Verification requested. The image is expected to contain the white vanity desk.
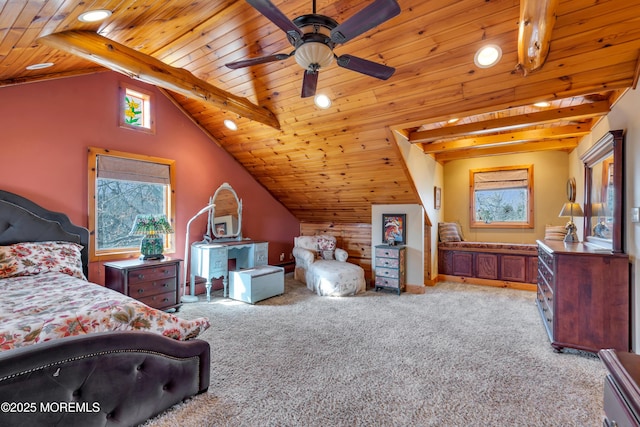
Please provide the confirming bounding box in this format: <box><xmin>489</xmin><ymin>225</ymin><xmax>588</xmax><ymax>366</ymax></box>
<box><xmin>190</xmin><ymin>240</ymin><xmax>268</xmax><ymax>301</ymax></box>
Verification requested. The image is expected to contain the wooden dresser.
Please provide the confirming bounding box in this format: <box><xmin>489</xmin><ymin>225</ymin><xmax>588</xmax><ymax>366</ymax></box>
<box><xmin>536</xmin><ymin>240</ymin><xmax>629</xmax><ymax>353</ymax></box>
<box><xmin>104</xmin><ymin>258</ymin><xmax>181</xmax><ymax>311</ymax></box>
<box><xmin>599</xmin><ymin>349</ymin><xmax>640</xmax><ymax>426</ymax></box>
<box><xmin>374</xmin><ymin>244</ymin><xmax>406</xmax><ymax>295</ymax></box>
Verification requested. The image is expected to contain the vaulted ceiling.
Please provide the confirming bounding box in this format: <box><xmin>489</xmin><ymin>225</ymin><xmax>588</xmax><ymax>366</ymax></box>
<box><xmin>1</xmin><ymin>0</ymin><xmax>639</xmax><ymax>223</ymax></box>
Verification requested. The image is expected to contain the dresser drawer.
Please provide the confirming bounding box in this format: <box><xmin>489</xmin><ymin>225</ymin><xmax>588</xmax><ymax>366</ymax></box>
<box><xmin>138</xmin><ymin>290</ymin><xmax>177</xmax><ymax>309</ymax></box>
<box><xmin>537</xmin><ymin>287</ymin><xmax>553</xmax><ymax>328</ymax></box>
<box><xmin>537</xmin><ymin>246</ymin><xmax>554</xmax><ymax>270</ymax></box>
<box><xmin>130</xmin><ymin>278</ymin><xmax>177</xmax><ymax>298</ymax></box>
<box><xmin>376</xmin><ymin>276</ymin><xmax>400</xmax><ymax>288</ymax></box>
<box><xmin>603</xmin><ymin>374</ymin><xmax>640</xmax><ymax>427</ymax></box>
<box><xmin>376</xmin><ymin>267</ymin><xmax>399</xmax><ymax>279</ymax></box>
<box><xmin>376</xmin><ymin>257</ymin><xmax>399</xmax><ymax>268</ymax></box>
<box><xmin>128</xmin><ymin>264</ymin><xmax>177</xmax><ymax>284</ymax></box>
<box><xmin>375</xmin><ymin>247</ymin><xmax>402</xmax><ymax>258</ymax></box>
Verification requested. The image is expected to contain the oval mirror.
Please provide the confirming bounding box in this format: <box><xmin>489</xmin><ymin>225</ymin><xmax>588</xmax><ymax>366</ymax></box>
<box><xmin>209</xmin><ymin>182</ymin><xmax>242</xmax><ymax>240</ymax></box>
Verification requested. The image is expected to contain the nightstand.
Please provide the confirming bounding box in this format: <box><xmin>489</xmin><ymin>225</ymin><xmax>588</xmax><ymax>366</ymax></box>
<box><xmin>104</xmin><ymin>258</ymin><xmax>182</xmax><ymax>311</ymax></box>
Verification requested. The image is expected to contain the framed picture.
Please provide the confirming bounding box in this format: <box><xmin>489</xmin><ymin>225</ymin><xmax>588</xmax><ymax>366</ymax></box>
<box><xmin>215</xmin><ymin>222</ymin><xmax>227</xmax><ymax>235</ymax></box>
<box><xmin>434</xmin><ymin>186</ymin><xmax>441</xmax><ymax>210</ymax></box>
<box><xmin>382</xmin><ymin>213</ymin><xmax>406</xmax><ymax>245</ymax></box>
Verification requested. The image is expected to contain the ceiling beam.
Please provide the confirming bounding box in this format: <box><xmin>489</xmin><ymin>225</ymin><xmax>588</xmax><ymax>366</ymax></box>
<box><xmin>38</xmin><ymin>31</ymin><xmax>281</xmax><ymax>130</ymax></box>
<box><xmin>434</xmin><ymin>139</ymin><xmax>580</xmax><ymax>162</ymax></box>
<box><xmin>421</xmin><ymin>125</ymin><xmax>590</xmax><ymax>154</ymax></box>
<box><xmin>516</xmin><ymin>0</ymin><xmax>559</xmax><ymax>75</ymax></box>
<box><xmin>408</xmin><ymin>100</ymin><xmax>609</xmax><ymax>143</ymax></box>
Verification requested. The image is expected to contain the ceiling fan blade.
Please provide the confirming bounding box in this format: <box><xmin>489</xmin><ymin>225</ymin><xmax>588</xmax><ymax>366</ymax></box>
<box><xmin>336</xmin><ymin>54</ymin><xmax>395</xmax><ymax>80</ymax></box>
<box><xmin>246</xmin><ymin>0</ymin><xmax>303</xmax><ymax>43</ymax></box>
<box><xmin>301</xmin><ymin>70</ymin><xmax>319</xmax><ymax>98</ymax></box>
<box><xmin>225</xmin><ymin>53</ymin><xmax>290</xmax><ymax>69</ymax></box>
<box><xmin>330</xmin><ymin>0</ymin><xmax>401</xmax><ymax>44</ymax></box>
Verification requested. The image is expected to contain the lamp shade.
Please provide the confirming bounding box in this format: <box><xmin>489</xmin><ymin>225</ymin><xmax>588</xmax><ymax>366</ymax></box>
<box><xmin>591</xmin><ymin>202</ymin><xmax>611</xmax><ymax>217</ymax></box>
<box><xmin>130</xmin><ymin>214</ymin><xmax>174</xmax><ymax>260</ymax></box>
<box><xmin>294</xmin><ymin>42</ymin><xmax>334</xmax><ymax>71</ymax></box>
<box><xmin>130</xmin><ymin>214</ymin><xmax>174</xmax><ymax>235</ymax></box>
<box><xmin>558</xmin><ymin>202</ymin><xmax>584</xmax><ymax>218</ymax></box>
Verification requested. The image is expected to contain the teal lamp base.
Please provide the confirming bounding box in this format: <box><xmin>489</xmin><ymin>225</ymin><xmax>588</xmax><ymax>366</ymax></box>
<box><xmin>140</xmin><ymin>235</ymin><xmax>164</xmax><ymax>260</ymax></box>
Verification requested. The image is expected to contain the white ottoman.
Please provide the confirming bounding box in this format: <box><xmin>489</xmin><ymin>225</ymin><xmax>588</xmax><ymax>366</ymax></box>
<box><xmin>306</xmin><ymin>260</ymin><xmax>366</xmax><ymax>296</ymax></box>
<box><xmin>229</xmin><ymin>265</ymin><xmax>284</xmax><ymax>304</ymax></box>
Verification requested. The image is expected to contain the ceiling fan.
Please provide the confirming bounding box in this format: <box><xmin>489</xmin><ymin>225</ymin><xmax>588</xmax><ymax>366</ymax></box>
<box><xmin>226</xmin><ymin>0</ymin><xmax>401</xmax><ymax>98</ymax></box>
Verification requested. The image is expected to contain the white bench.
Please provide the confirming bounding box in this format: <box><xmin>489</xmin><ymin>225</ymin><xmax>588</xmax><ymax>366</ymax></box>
<box><xmin>229</xmin><ymin>265</ymin><xmax>284</xmax><ymax>304</ymax></box>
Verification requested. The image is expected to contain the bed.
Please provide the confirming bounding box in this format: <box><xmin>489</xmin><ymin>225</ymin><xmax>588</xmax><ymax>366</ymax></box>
<box><xmin>0</xmin><ymin>190</ymin><xmax>211</xmax><ymax>426</ymax></box>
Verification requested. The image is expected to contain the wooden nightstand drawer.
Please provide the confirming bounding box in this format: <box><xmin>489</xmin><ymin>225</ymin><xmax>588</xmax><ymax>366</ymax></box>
<box><xmin>128</xmin><ymin>264</ymin><xmax>177</xmax><ymax>284</ymax></box>
<box><xmin>130</xmin><ymin>278</ymin><xmax>177</xmax><ymax>298</ymax></box>
<box><xmin>138</xmin><ymin>290</ymin><xmax>177</xmax><ymax>308</ymax></box>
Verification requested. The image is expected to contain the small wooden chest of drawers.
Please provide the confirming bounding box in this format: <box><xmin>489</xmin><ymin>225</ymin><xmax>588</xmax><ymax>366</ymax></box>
<box><xmin>104</xmin><ymin>258</ymin><xmax>182</xmax><ymax>311</ymax></box>
<box><xmin>374</xmin><ymin>244</ymin><xmax>406</xmax><ymax>295</ymax></box>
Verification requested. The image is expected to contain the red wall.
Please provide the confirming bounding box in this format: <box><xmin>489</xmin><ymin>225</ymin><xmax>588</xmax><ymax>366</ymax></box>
<box><xmin>0</xmin><ymin>71</ymin><xmax>299</xmax><ymax>284</ymax></box>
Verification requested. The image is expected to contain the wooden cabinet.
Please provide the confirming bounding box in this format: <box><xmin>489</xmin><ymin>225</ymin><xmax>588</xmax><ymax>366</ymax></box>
<box><xmin>599</xmin><ymin>349</ymin><xmax>640</xmax><ymax>426</ymax></box>
<box><xmin>536</xmin><ymin>240</ymin><xmax>629</xmax><ymax>353</ymax></box>
<box><xmin>438</xmin><ymin>243</ymin><xmax>538</xmax><ymax>286</ymax></box>
<box><xmin>104</xmin><ymin>258</ymin><xmax>181</xmax><ymax>311</ymax></box>
<box><xmin>374</xmin><ymin>245</ymin><xmax>406</xmax><ymax>295</ymax></box>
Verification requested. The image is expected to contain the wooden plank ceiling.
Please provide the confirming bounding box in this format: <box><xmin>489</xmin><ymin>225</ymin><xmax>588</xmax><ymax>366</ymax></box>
<box><xmin>1</xmin><ymin>0</ymin><xmax>639</xmax><ymax>224</ymax></box>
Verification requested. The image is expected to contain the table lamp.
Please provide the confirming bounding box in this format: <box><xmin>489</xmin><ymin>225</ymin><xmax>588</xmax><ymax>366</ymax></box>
<box><xmin>592</xmin><ymin>202</ymin><xmax>610</xmax><ymax>238</ymax></box>
<box><xmin>130</xmin><ymin>214</ymin><xmax>174</xmax><ymax>260</ymax></box>
<box><xmin>558</xmin><ymin>202</ymin><xmax>583</xmax><ymax>243</ymax></box>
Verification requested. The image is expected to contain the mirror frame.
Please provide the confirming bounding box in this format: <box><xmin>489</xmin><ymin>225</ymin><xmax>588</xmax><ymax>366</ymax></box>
<box><xmin>209</xmin><ymin>182</ymin><xmax>242</xmax><ymax>240</ymax></box>
<box><xmin>580</xmin><ymin>129</ymin><xmax>624</xmax><ymax>253</ymax></box>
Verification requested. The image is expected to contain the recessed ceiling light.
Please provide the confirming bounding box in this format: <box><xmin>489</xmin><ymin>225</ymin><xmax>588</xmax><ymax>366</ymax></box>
<box><xmin>534</xmin><ymin>101</ymin><xmax>551</xmax><ymax>108</ymax></box>
<box><xmin>224</xmin><ymin>119</ymin><xmax>238</xmax><ymax>131</ymax></box>
<box><xmin>26</xmin><ymin>62</ymin><xmax>54</xmax><ymax>70</ymax></box>
<box><xmin>78</xmin><ymin>9</ymin><xmax>112</xmax><ymax>23</ymax></box>
<box><xmin>314</xmin><ymin>94</ymin><xmax>332</xmax><ymax>109</ymax></box>
<box><xmin>447</xmin><ymin>118</ymin><xmax>459</xmax><ymax>124</ymax></box>
<box><xmin>474</xmin><ymin>44</ymin><xmax>502</xmax><ymax>68</ymax></box>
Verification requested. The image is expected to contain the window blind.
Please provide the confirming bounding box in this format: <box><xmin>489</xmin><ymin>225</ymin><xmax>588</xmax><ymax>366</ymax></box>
<box><xmin>97</xmin><ymin>155</ymin><xmax>170</xmax><ymax>184</ymax></box>
<box><xmin>474</xmin><ymin>169</ymin><xmax>528</xmax><ymax>191</ymax></box>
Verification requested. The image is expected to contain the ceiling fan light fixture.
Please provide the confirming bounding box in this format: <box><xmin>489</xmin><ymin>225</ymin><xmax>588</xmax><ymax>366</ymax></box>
<box><xmin>78</xmin><ymin>9</ymin><xmax>112</xmax><ymax>23</ymax></box>
<box><xmin>474</xmin><ymin>44</ymin><xmax>502</xmax><ymax>68</ymax></box>
<box><xmin>314</xmin><ymin>94</ymin><xmax>332</xmax><ymax>109</ymax></box>
<box><xmin>294</xmin><ymin>42</ymin><xmax>334</xmax><ymax>71</ymax></box>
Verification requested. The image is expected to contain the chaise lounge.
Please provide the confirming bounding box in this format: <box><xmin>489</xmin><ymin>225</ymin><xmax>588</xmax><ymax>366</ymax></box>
<box><xmin>292</xmin><ymin>235</ymin><xmax>365</xmax><ymax>296</ymax></box>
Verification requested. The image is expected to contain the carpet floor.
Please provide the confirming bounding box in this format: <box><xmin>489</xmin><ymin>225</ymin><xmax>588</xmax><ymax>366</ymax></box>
<box><xmin>142</xmin><ymin>275</ymin><xmax>606</xmax><ymax>427</ymax></box>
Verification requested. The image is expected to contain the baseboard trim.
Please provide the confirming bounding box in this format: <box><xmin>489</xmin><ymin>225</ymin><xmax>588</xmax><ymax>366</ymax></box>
<box><xmin>437</xmin><ymin>274</ymin><xmax>536</xmax><ymax>292</ymax></box>
<box><xmin>405</xmin><ymin>284</ymin><xmax>426</xmax><ymax>294</ymax></box>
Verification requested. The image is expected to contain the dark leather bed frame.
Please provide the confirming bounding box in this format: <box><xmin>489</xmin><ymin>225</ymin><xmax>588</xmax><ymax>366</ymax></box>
<box><xmin>0</xmin><ymin>190</ymin><xmax>210</xmax><ymax>427</ymax></box>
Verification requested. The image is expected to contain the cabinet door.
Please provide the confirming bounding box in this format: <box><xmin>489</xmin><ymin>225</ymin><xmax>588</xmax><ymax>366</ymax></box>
<box><xmin>452</xmin><ymin>252</ymin><xmax>473</xmax><ymax>276</ymax></box>
<box><xmin>501</xmin><ymin>255</ymin><xmax>526</xmax><ymax>282</ymax></box>
<box><xmin>476</xmin><ymin>253</ymin><xmax>498</xmax><ymax>279</ymax></box>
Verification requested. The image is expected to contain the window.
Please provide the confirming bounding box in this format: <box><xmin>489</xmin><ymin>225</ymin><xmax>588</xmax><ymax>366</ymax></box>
<box><xmin>88</xmin><ymin>147</ymin><xmax>175</xmax><ymax>261</ymax></box>
<box><xmin>469</xmin><ymin>165</ymin><xmax>533</xmax><ymax>228</ymax></box>
<box><xmin>119</xmin><ymin>83</ymin><xmax>155</xmax><ymax>133</ymax></box>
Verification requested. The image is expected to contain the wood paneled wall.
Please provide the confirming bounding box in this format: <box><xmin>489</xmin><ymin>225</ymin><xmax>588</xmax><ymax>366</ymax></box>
<box><xmin>300</xmin><ymin>222</ymin><xmax>373</xmax><ymax>282</ymax></box>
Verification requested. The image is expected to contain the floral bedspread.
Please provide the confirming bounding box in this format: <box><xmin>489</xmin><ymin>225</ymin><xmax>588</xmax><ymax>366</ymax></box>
<box><xmin>0</xmin><ymin>272</ymin><xmax>210</xmax><ymax>351</ymax></box>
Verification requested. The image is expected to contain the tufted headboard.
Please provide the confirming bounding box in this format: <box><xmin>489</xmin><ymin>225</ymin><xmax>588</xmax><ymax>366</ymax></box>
<box><xmin>0</xmin><ymin>190</ymin><xmax>90</xmax><ymax>278</ymax></box>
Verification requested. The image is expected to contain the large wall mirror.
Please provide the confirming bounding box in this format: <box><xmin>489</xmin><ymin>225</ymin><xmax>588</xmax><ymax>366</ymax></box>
<box><xmin>208</xmin><ymin>182</ymin><xmax>242</xmax><ymax>240</ymax></box>
<box><xmin>580</xmin><ymin>129</ymin><xmax>624</xmax><ymax>252</ymax></box>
